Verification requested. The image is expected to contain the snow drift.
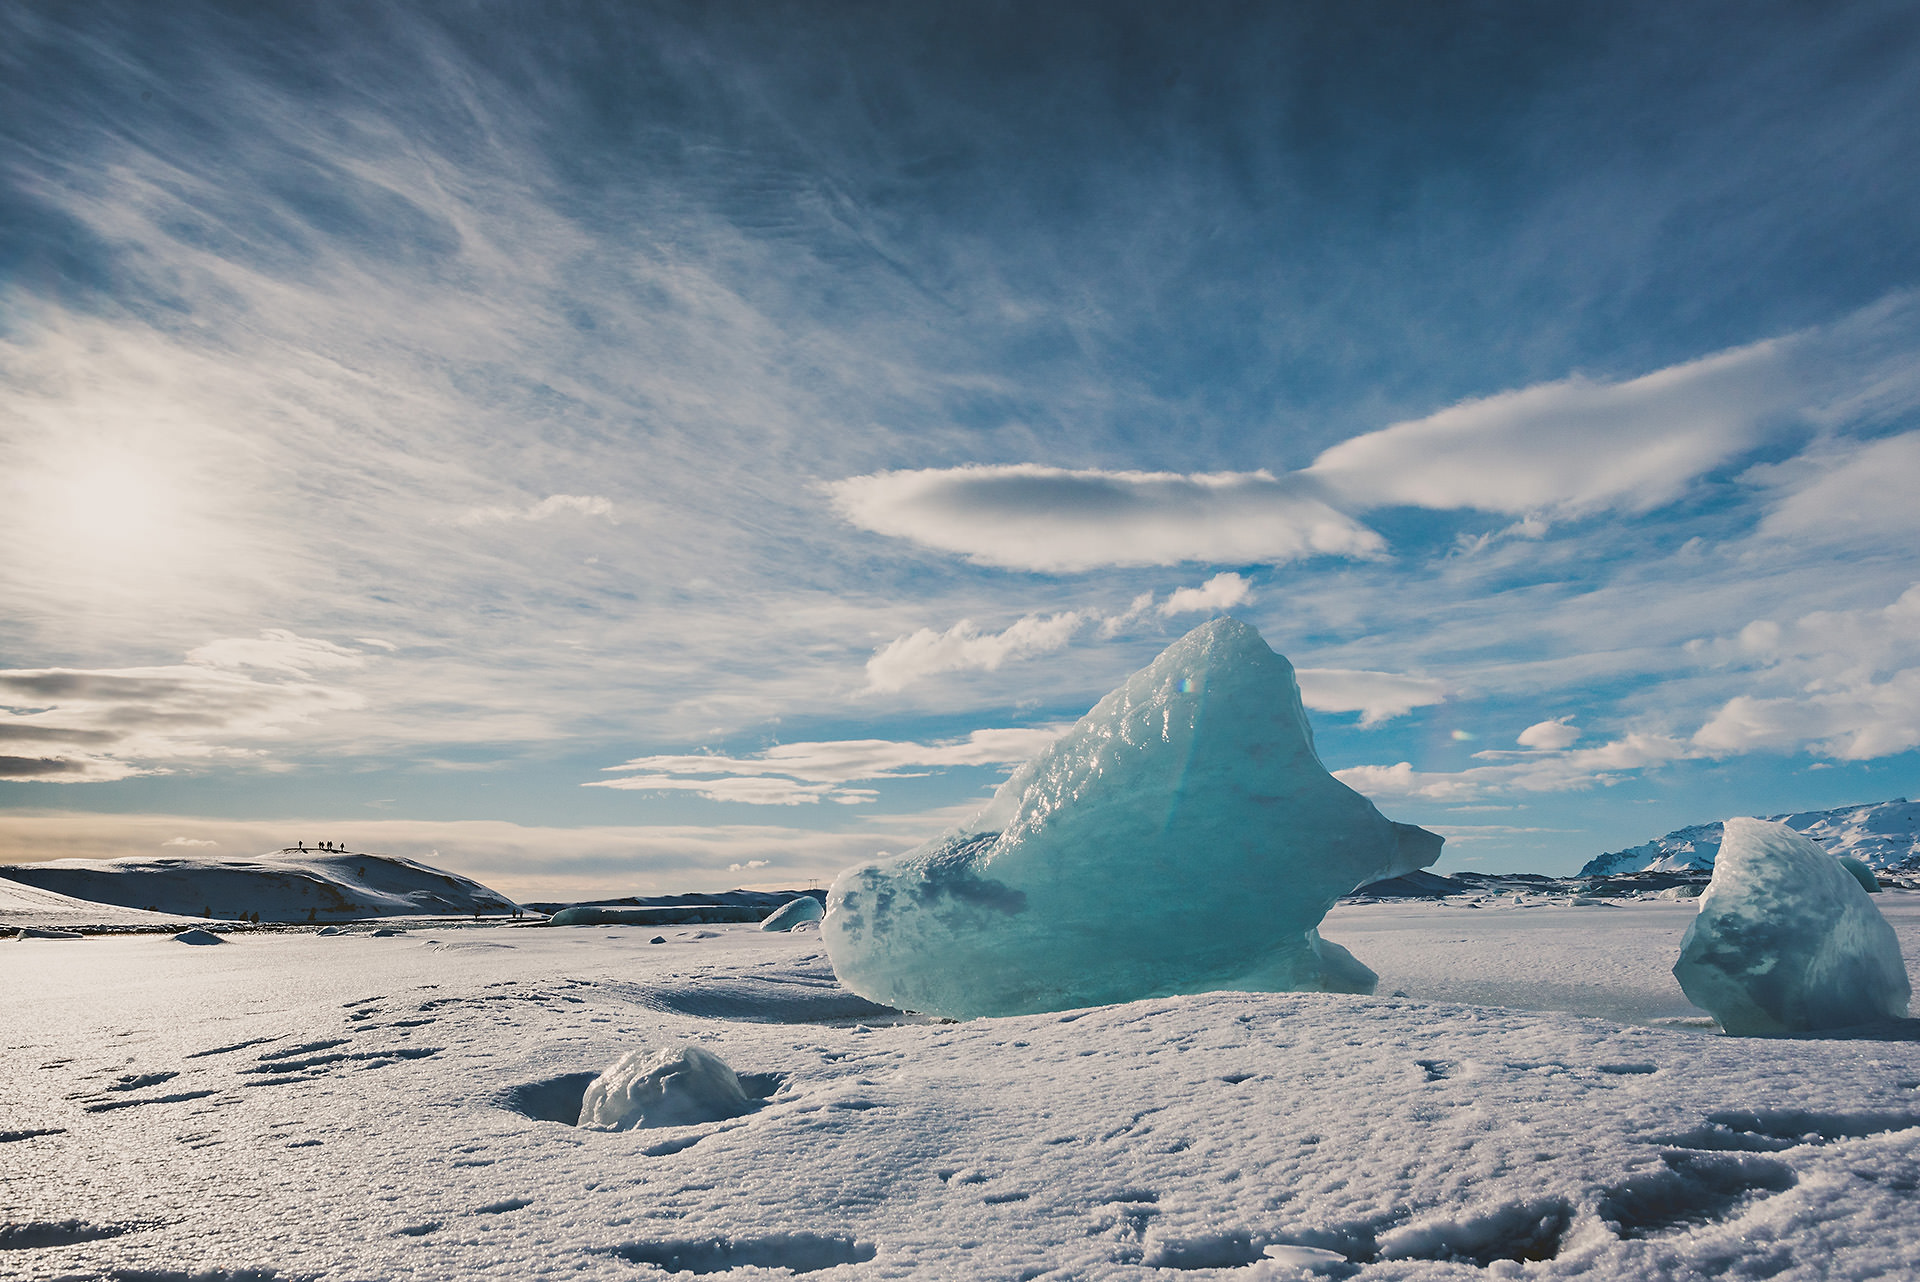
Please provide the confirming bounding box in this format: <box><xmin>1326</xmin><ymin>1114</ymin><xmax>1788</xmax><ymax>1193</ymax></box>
<box><xmin>824</xmin><ymin>618</ymin><xmax>1441</xmax><ymax>1018</ymax></box>
<box><xmin>1673</xmin><ymin>818</ymin><xmax>1911</xmax><ymax>1035</ymax></box>
<box><xmin>0</xmin><ymin>849</ymin><xmax>522</xmax><ymax>924</ymax></box>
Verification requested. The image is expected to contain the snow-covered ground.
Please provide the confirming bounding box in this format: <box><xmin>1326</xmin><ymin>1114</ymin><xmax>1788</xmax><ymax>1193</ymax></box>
<box><xmin>7</xmin><ymin>899</ymin><xmax>1920</xmax><ymax>1280</ymax></box>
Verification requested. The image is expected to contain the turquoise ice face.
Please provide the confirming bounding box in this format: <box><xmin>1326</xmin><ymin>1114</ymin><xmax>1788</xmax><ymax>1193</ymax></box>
<box><xmin>824</xmin><ymin>618</ymin><xmax>1441</xmax><ymax>1019</ymax></box>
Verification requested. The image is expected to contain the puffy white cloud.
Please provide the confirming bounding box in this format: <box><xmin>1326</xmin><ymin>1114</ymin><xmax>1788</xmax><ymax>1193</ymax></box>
<box><xmin>870</xmin><ymin>575</ymin><xmax>1258</xmax><ymax>691</ymax></box>
<box><xmin>0</xmin><ymin>632</ymin><xmax>369</xmax><ymax>782</ymax></box>
<box><xmin>1689</xmin><ymin>584</ymin><xmax>1920</xmax><ymax>760</ymax></box>
<box><xmin>587</xmin><ymin>726</ymin><xmax>1067</xmax><ymax>806</ymax></box>
<box><xmin>1294</xmin><ymin>667</ymin><xmax>1448</xmax><ymax>727</ymax></box>
<box><xmin>828</xmin><ymin>465</ymin><xmax>1384</xmax><ymax>571</ymax></box>
<box><xmin>1306</xmin><ymin>339</ymin><xmax>1793</xmax><ymax>516</ymax></box>
<box><xmin>1516</xmin><ymin>717</ymin><xmax>1580</xmax><ymax>750</ymax></box>
<box><xmin>864</xmin><ymin>612</ymin><xmax>1087</xmax><ymax>692</ymax></box>
<box><xmin>1159</xmin><ymin>571</ymin><xmax>1252</xmax><ymax>616</ymax></box>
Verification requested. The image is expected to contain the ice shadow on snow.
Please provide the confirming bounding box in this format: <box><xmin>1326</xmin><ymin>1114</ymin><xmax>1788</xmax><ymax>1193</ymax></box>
<box><xmin>1163</xmin><ymin>1197</ymin><xmax>1573</xmax><ymax>1272</ymax></box>
<box><xmin>1655</xmin><ymin>1109</ymin><xmax>1920</xmax><ymax>1153</ymax></box>
<box><xmin>0</xmin><ymin>1219</ymin><xmax>143</xmax><ymax>1249</ymax></box>
<box><xmin>500</xmin><ymin>1070</ymin><xmax>784</xmax><ymax>1127</ymax></box>
<box><xmin>1598</xmin><ymin>1151</ymin><xmax>1796</xmax><ymax>1238</ymax></box>
<box><xmin>604</xmin><ymin>1233</ymin><xmax>875</xmax><ymax>1273</ymax></box>
<box><xmin>636</xmin><ymin>975</ymin><xmax>900</xmax><ymax>1025</ymax></box>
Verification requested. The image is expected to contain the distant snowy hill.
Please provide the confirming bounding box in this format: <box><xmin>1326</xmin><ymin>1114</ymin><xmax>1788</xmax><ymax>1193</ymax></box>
<box><xmin>0</xmin><ymin>876</ymin><xmax>199</xmax><ymax>933</ymax></box>
<box><xmin>0</xmin><ymin>849</ymin><xmax>523</xmax><ymax>924</ymax></box>
<box><xmin>1581</xmin><ymin>799</ymin><xmax>1920</xmax><ymax>876</ymax></box>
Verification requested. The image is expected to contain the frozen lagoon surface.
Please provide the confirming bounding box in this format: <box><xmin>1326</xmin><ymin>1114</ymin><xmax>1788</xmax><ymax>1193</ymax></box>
<box><xmin>7</xmin><ymin>900</ymin><xmax>1920</xmax><ymax>1281</ymax></box>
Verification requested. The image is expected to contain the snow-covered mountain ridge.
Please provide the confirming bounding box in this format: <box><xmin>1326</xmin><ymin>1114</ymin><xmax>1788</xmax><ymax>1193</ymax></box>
<box><xmin>1580</xmin><ymin>798</ymin><xmax>1920</xmax><ymax>876</ymax></box>
<box><xmin>0</xmin><ymin>848</ymin><xmax>522</xmax><ymax>924</ymax></box>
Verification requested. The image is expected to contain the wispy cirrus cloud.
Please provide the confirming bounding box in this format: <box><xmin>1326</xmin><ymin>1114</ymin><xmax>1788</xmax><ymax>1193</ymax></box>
<box><xmin>456</xmin><ymin>494</ymin><xmax>618</xmax><ymax>526</ymax></box>
<box><xmin>586</xmin><ymin>727</ymin><xmax>1067</xmax><ymax>805</ymax></box>
<box><xmin>0</xmin><ymin>631</ymin><xmax>369</xmax><ymax>782</ymax></box>
<box><xmin>1336</xmin><ymin>731</ymin><xmax>1695</xmax><ymax>802</ymax></box>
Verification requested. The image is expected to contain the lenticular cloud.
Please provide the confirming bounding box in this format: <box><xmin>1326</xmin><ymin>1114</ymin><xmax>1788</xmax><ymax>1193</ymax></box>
<box><xmin>827</xmin><ymin>465</ymin><xmax>1384</xmax><ymax>571</ymax></box>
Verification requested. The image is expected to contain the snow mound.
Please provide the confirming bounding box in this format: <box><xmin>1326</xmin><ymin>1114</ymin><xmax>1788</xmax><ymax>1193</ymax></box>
<box><xmin>1673</xmin><ymin>818</ymin><xmax>1911</xmax><ymax>1035</ymax></box>
<box><xmin>173</xmin><ymin>928</ymin><xmax>225</xmax><ymax>945</ymax></box>
<box><xmin>0</xmin><ymin>849</ymin><xmax>522</xmax><ymax>924</ymax></box>
<box><xmin>758</xmin><ymin>895</ymin><xmax>824</xmax><ymax>932</ymax></box>
<box><xmin>577</xmin><ymin>1046</ymin><xmax>756</xmax><ymax>1131</ymax></box>
<box><xmin>824</xmin><ymin>618</ymin><xmax>1441</xmax><ymax>1019</ymax></box>
<box><xmin>1583</xmin><ymin>797</ymin><xmax>1920</xmax><ymax>875</ymax></box>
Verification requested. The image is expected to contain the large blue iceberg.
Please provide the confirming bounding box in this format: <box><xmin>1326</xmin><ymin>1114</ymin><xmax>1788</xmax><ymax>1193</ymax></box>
<box><xmin>1673</xmin><ymin>817</ymin><xmax>1911</xmax><ymax>1035</ymax></box>
<box><xmin>823</xmin><ymin>618</ymin><xmax>1442</xmax><ymax>1018</ymax></box>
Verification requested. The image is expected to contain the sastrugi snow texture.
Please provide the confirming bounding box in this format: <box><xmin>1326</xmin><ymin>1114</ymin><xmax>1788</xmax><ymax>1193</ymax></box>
<box><xmin>824</xmin><ymin>618</ymin><xmax>1442</xmax><ymax>1019</ymax></box>
<box><xmin>1673</xmin><ymin>818</ymin><xmax>1911</xmax><ymax>1035</ymax></box>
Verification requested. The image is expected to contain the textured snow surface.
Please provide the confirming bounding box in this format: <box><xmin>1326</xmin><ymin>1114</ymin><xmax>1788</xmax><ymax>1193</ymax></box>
<box><xmin>0</xmin><ymin>849</ymin><xmax>522</xmax><ymax>923</ymax></box>
<box><xmin>1583</xmin><ymin>799</ymin><xmax>1920</xmax><ymax>875</ymax></box>
<box><xmin>826</xmin><ymin>619</ymin><xmax>1440</xmax><ymax>1018</ymax></box>
<box><xmin>6</xmin><ymin>904</ymin><xmax>1920</xmax><ymax>1280</ymax></box>
<box><xmin>1674</xmin><ymin>819</ymin><xmax>1912</xmax><ymax>1036</ymax></box>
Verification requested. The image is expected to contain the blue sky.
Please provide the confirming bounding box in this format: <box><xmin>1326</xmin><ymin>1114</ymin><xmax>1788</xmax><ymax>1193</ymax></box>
<box><xmin>4</xmin><ymin>1</ymin><xmax>1919</xmax><ymax>899</ymax></box>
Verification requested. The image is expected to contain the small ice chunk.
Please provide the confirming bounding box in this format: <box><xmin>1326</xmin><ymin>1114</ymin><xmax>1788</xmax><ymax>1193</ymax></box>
<box><xmin>14</xmin><ymin>926</ymin><xmax>85</xmax><ymax>940</ymax></box>
<box><xmin>173</xmin><ymin>928</ymin><xmax>225</xmax><ymax>945</ymax></box>
<box><xmin>577</xmin><ymin>1046</ymin><xmax>754</xmax><ymax>1131</ymax></box>
<box><xmin>1263</xmin><ymin>1243</ymin><xmax>1351</xmax><ymax>1272</ymax></box>
<box><xmin>824</xmin><ymin>618</ymin><xmax>1441</xmax><ymax>1019</ymax></box>
<box><xmin>759</xmin><ymin>896</ymin><xmax>824</xmax><ymax>932</ymax></box>
<box><xmin>1673</xmin><ymin>818</ymin><xmax>1911</xmax><ymax>1035</ymax></box>
<box><xmin>1837</xmin><ymin>855</ymin><xmax>1880</xmax><ymax>894</ymax></box>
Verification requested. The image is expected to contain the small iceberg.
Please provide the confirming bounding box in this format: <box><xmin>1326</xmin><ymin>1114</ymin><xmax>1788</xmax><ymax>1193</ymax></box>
<box><xmin>824</xmin><ymin>618</ymin><xmax>1440</xmax><ymax>1019</ymax></box>
<box><xmin>1673</xmin><ymin>818</ymin><xmax>1910</xmax><ymax>1035</ymax></box>
<box><xmin>759</xmin><ymin>896</ymin><xmax>824</xmax><ymax>932</ymax></box>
